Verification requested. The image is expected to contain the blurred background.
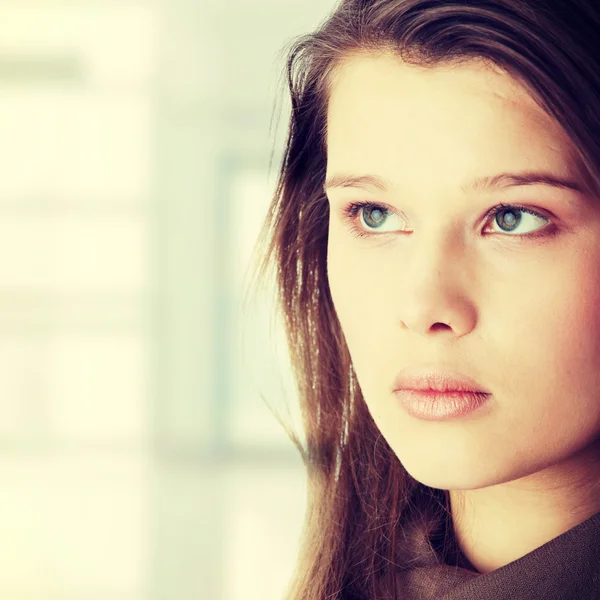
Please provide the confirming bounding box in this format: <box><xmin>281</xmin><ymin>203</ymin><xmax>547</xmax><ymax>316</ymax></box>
<box><xmin>0</xmin><ymin>1</ymin><xmax>336</xmax><ymax>598</ymax></box>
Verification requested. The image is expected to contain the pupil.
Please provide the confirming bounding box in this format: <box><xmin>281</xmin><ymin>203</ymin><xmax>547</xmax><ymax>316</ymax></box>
<box><xmin>498</xmin><ymin>208</ymin><xmax>520</xmax><ymax>231</ymax></box>
<box><xmin>365</xmin><ymin>207</ymin><xmax>384</xmax><ymax>227</ymax></box>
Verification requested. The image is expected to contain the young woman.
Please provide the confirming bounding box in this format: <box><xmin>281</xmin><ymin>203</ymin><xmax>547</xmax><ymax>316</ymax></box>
<box><xmin>248</xmin><ymin>1</ymin><xmax>600</xmax><ymax>598</ymax></box>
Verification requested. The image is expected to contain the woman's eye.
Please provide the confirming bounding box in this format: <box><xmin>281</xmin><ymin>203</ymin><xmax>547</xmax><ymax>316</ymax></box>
<box><xmin>341</xmin><ymin>202</ymin><xmax>405</xmax><ymax>238</ymax></box>
<box><xmin>341</xmin><ymin>201</ymin><xmax>552</xmax><ymax>240</ymax></box>
<box><xmin>358</xmin><ymin>204</ymin><xmax>403</xmax><ymax>232</ymax></box>
<box><xmin>483</xmin><ymin>204</ymin><xmax>550</xmax><ymax>236</ymax></box>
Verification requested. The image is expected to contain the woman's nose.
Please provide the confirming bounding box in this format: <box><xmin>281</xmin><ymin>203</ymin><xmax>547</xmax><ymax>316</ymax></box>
<box><xmin>395</xmin><ymin>245</ymin><xmax>478</xmax><ymax>338</ymax></box>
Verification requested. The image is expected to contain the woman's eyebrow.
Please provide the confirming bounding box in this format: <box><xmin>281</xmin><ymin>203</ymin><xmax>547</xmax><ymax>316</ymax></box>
<box><xmin>323</xmin><ymin>170</ymin><xmax>584</xmax><ymax>194</ymax></box>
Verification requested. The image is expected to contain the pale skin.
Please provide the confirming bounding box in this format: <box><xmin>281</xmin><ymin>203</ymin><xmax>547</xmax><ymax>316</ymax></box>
<box><xmin>324</xmin><ymin>50</ymin><xmax>600</xmax><ymax>575</ymax></box>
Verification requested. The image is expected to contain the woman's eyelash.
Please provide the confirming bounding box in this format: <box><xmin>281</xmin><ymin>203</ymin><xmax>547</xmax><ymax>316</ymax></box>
<box><xmin>341</xmin><ymin>200</ymin><xmax>552</xmax><ymax>241</ymax></box>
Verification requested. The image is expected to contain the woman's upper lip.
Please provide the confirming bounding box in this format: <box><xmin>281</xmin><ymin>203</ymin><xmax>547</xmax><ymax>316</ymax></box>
<box><xmin>392</xmin><ymin>367</ymin><xmax>490</xmax><ymax>394</ymax></box>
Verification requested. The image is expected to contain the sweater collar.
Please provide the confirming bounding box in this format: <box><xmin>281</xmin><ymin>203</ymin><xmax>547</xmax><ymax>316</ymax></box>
<box><xmin>391</xmin><ymin>509</ymin><xmax>600</xmax><ymax>599</ymax></box>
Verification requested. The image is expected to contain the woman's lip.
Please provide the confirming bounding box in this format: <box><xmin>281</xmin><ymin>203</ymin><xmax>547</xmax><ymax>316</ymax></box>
<box><xmin>401</xmin><ymin>388</ymin><xmax>485</xmax><ymax>394</ymax></box>
<box><xmin>393</xmin><ymin>389</ymin><xmax>491</xmax><ymax>421</ymax></box>
<box><xmin>399</xmin><ymin>387</ymin><xmax>491</xmax><ymax>394</ymax></box>
<box><xmin>392</xmin><ymin>367</ymin><xmax>490</xmax><ymax>394</ymax></box>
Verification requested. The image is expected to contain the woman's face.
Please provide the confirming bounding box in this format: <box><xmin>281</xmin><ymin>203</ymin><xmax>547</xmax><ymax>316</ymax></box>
<box><xmin>325</xmin><ymin>52</ymin><xmax>600</xmax><ymax>491</ymax></box>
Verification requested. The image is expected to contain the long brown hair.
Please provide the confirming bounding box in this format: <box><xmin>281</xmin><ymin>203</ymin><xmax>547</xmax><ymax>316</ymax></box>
<box><xmin>245</xmin><ymin>1</ymin><xmax>600</xmax><ymax>598</ymax></box>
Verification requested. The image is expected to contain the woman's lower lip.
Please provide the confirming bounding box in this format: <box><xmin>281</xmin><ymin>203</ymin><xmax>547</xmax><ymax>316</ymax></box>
<box><xmin>393</xmin><ymin>389</ymin><xmax>491</xmax><ymax>421</ymax></box>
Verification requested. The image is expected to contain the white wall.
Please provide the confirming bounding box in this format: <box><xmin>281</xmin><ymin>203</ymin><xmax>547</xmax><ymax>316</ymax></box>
<box><xmin>0</xmin><ymin>1</ymin><xmax>338</xmax><ymax>599</ymax></box>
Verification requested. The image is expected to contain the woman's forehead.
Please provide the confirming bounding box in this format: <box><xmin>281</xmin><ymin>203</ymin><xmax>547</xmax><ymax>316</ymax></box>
<box><xmin>324</xmin><ymin>53</ymin><xmax>578</xmax><ymax>196</ymax></box>
<box><xmin>326</xmin><ymin>53</ymin><xmax>554</xmax><ymax>142</ymax></box>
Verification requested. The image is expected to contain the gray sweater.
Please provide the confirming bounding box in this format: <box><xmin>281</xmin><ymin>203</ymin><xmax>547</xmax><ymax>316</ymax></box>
<box><xmin>390</xmin><ymin>510</ymin><xmax>600</xmax><ymax>599</ymax></box>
